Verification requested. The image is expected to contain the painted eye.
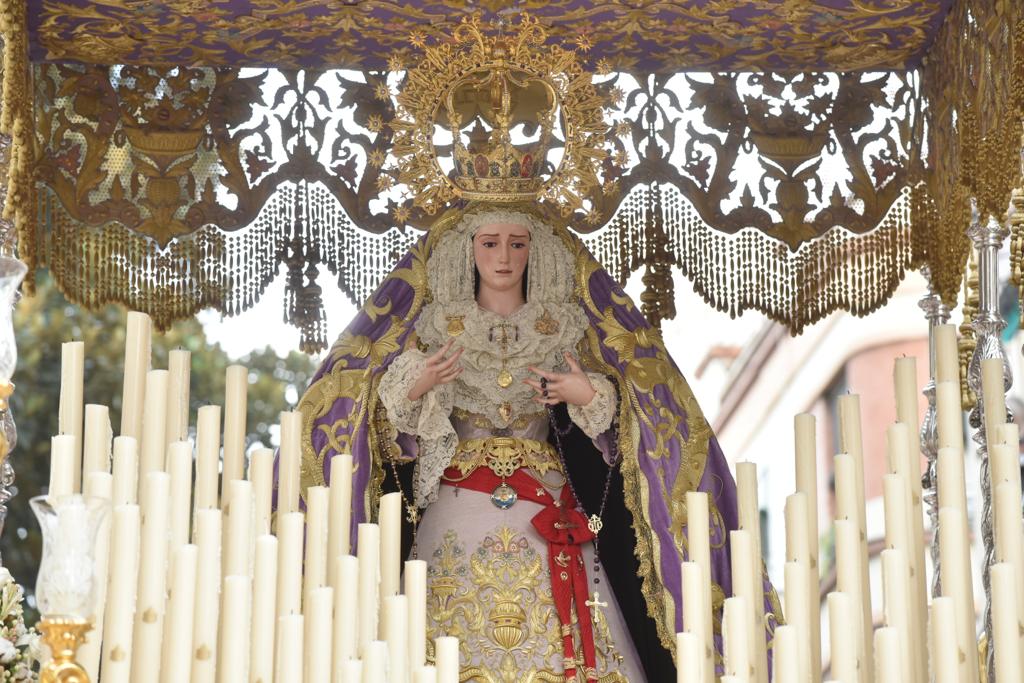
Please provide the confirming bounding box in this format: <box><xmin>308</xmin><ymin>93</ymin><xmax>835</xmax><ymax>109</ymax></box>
<box><xmin>482</xmin><ymin>241</ymin><xmax>497</xmax><ymax>248</ymax></box>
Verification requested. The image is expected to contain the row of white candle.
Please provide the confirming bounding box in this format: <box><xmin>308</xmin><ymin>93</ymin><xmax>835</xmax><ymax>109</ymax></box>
<box><xmin>674</xmin><ymin>323</ymin><xmax>1024</xmax><ymax>682</ymax></box>
<box><xmin>50</xmin><ymin>312</ymin><xmax>462</xmax><ymax>682</ymax></box>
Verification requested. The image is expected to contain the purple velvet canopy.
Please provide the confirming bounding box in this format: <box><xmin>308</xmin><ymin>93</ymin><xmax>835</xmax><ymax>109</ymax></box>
<box><xmin>291</xmin><ymin>205</ymin><xmax>781</xmax><ymax>661</ymax></box>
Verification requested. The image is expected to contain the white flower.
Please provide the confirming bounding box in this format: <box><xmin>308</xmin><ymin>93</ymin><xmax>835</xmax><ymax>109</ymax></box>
<box><xmin>0</xmin><ymin>635</ymin><xmax>17</xmax><ymax>663</ymax></box>
<box><xmin>0</xmin><ymin>568</ymin><xmax>12</xmax><ymax>585</ymax></box>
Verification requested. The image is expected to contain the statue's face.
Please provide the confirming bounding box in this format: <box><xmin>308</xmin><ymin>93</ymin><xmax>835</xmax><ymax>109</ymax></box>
<box><xmin>472</xmin><ymin>222</ymin><xmax>531</xmax><ymax>295</ymax></box>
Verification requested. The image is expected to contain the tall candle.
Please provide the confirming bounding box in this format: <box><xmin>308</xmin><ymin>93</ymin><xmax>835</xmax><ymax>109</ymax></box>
<box><xmin>166</xmin><ymin>440</ymin><xmax>193</xmax><ymax>555</ymax></box>
<box><xmin>112</xmin><ymin>436</ymin><xmax>139</xmax><ymax>506</ymax></box>
<box><xmin>165</xmin><ymin>349</ymin><xmax>191</xmax><ymax>446</ymax></box>
<box><xmin>250</xmin><ymin>535</ymin><xmax>278</xmax><ymax>683</ymax></box>
<box><xmin>101</xmin><ymin>504</ymin><xmax>140</xmax><ymax>683</ymax></box>
<box><xmin>793</xmin><ymin>413</ymin><xmax>821</xmax><ymax>683</ymax></box>
<box><xmin>224</xmin><ymin>479</ymin><xmax>254</xmax><ymax>579</ymax></box>
<box><xmin>783</xmin><ymin>562</ymin><xmax>811</xmax><ymax>683</ymax></box>
<box><xmin>723</xmin><ymin>596</ymin><xmax>750</xmax><ymax>682</ymax></box>
<box><xmin>383</xmin><ymin>594</ymin><xmax>408</xmax><ymax>683</ymax></box>
<box><xmin>994</xmin><ymin>480</ymin><xmax>1024</xmax><ymax>674</ymax></box>
<box><xmin>784</xmin><ymin>492</ymin><xmax>811</xmax><ymax>564</ymax></box>
<box><xmin>333</xmin><ymin>555</ymin><xmax>359</xmax><ymax>679</ymax></box>
<box><xmin>48</xmin><ymin>434</ymin><xmax>76</xmax><ymax>497</ymax></box>
<box><xmin>831</xmin><ymin>446</ymin><xmax>872</xmax><ymax>680</ymax></box>
<box><xmin>139</xmin><ymin>369</ymin><xmax>169</xmax><ymax>485</ymax></box>
<box><xmin>195</xmin><ymin>405</ymin><xmax>221</xmax><ymax>510</ymax></box>
<box><xmin>379</xmin><ymin>491</ymin><xmax>402</xmax><ymax>600</ymax></box>
<box><xmin>78</xmin><ymin>472</ymin><xmax>112</xmax><ymax>680</ymax></box>
<box><xmin>131</xmin><ymin>472</ymin><xmax>171</xmax><ymax>682</ymax></box>
<box><xmin>996</xmin><ymin>422</ymin><xmax>1020</xmax><ymax>448</ymax></box>
<box><xmin>218</xmin><ymin>575</ymin><xmax>252</xmax><ymax>683</ymax></box>
<box><xmin>981</xmin><ymin>357</ymin><xmax>1008</xmax><ymax>442</ymax></box>
<box><xmin>121</xmin><ymin>311</ymin><xmax>151</xmax><ymax>441</ymax></box>
<box><xmin>681</xmin><ymin>561</ymin><xmax>709</xmax><ymax>683</ymax></box>
<box><xmin>991</xmin><ymin>442</ymin><xmax>1024</xmax><ymax>495</ymax></box>
<box><xmin>931</xmin><ymin>597</ymin><xmax>961</xmax><ymax>683</ymax></box>
<box><xmin>990</xmin><ymin>563</ymin><xmax>1023</xmax><ymax>683</ymax></box>
<box><xmin>405</xmin><ymin>559</ymin><xmax>428</xmax><ymax>673</ymax></box>
<box><xmin>160</xmin><ymin>544</ymin><xmax>198</xmax><ymax>683</ymax></box>
<box><xmin>277</xmin><ymin>511</ymin><xmax>304</xmax><ymax>617</ymax></box>
<box><xmin>938</xmin><ymin>506</ymin><xmax>980</xmax><ymax>683</ymax></box>
<box><xmin>934</xmin><ymin>324</ymin><xmax>958</xmax><ymax>383</ymax></box>
<box><xmin>730</xmin><ymin>529</ymin><xmax>761</xmax><ymax>681</ymax></box>
<box><xmin>771</xmin><ymin>625</ymin><xmax>797</xmax><ymax>683</ymax></box>
<box><xmin>275</xmin><ymin>615</ymin><xmax>304</xmax><ymax>683</ymax></box>
<box><xmin>248</xmin><ymin>447</ymin><xmax>274</xmax><ymax>535</ymax></box>
<box><xmin>936</xmin><ymin>447</ymin><xmax>969</xmax><ymax>515</ymax></box>
<box><xmin>82</xmin><ymin>404</ymin><xmax>112</xmax><ymax>477</ymax></box>
<box><xmin>305</xmin><ymin>586</ymin><xmax>334</xmax><ymax>683</ymax></box>
<box><xmin>893</xmin><ymin>357</ymin><xmax>919</xmax><ymax>428</ymax></box>
<box><xmin>828</xmin><ymin>592</ymin><xmax>858</xmax><ymax>683</ymax></box>
<box><xmin>833</xmin><ymin>518</ymin><xmax>865</xmax><ymax>677</ymax></box>
<box><xmin>363</xmin><ymin>640</ymin><xmax>389</xmax><ymax>683</ymax></box>
<box><xmin>304</xmin><ymin>485</ymin><xmax>329</xmax><ymax>599</ymax></box>
<box><xmin>414</xmin><ymin>666</ymin><xmax>437</xmax><ymax>683</ymax></box>
<box><xmin>343</xmin><ymin>660</ymin><xmax>363</xmax><ymax>682</ymax></box>
<box><xmin>936</xmin><ymin>381</ymin><xmax>964</xmax><ymax>450</ymax></box>
<box><xmin>222</xmin><ymin>364</ymin><xmax>248</xmax><ymax>486</ymax></box>
<box><xmin>328</xmin><ymin>453</ymin><xmax>354</xmax><ymax>563</ymax></box>
<box><xmin>58</xmin><ymin>340</ymin><xmax>84</xmax><ymax>491</ymax></box>
<box><xmin>873</xmin><ymin>627</ymin><xmax>902</xmax><ymax>683</ymax></box>
<box><xmin>880</xmin><ymin>549</ymin><xmax>912</xmax><ymax>683</ymax></box>
<box><xmin>435</xmin><ymin>636</ymin><xmax>459</xmax><ymax>683</ymax></box>
<box><xmin>277</xmin><ymin>410</ymin><xmax>302</xmax><ymax>514</ymax></box>
<box><xmin>191</xmin><ymin>508</ymin><xmax>222</xmax><ymax>683</ymax></box>
<box><xmin>685</xmin><ymin>489</ymin><xmax>714</xmax><ymax>675</ymax></box>
<box><xmin>357</xmin><ymin>523</ymin><xmax>381</xmax><ymax>655</ymax></box>
<box><xmin>677</xmin><ymin>631</ymin><xmax>702</xmax><ymax>683</ymax></box>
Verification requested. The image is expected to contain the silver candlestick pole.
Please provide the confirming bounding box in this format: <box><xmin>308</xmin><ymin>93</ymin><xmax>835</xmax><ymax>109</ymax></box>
<box><xmin>965</xmin><ymin>205</ymin><xmax>1011</xmax><ymax>683</ymax></box>
<box><xmin>918</xmin><ymin>264</ymin><xmax>951</xmax><ymax>598</ymax></box>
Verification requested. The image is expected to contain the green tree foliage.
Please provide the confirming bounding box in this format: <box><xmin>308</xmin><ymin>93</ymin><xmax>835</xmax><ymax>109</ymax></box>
<box><xmin>0</xmin><ymin>272</ymin><xmax>317</xmax><ymax>611</ymax></box>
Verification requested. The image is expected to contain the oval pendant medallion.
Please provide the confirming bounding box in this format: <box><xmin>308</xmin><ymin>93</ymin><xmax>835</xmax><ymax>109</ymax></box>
<box><xmin>491</xmin><ymin>483</ymin><xmax>517</xmax><ymax>509</ymax></box>
<box><xmin>497</xmin><ymin>369</ymin><xmax>513</xmax><ymax>388</ymax></box>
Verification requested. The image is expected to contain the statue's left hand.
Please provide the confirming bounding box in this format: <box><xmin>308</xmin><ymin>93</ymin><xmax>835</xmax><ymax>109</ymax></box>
<box><xmin>525</xmin><ymin>353</ymin><xmax>596</xmax><ymax>407</ymax></box>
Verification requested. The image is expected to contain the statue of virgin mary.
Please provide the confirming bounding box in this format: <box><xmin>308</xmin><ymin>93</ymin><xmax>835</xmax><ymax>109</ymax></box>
<box><xmin>292</xmin><ymin>15</ymin><xmax>780</xmax><ymax>682</ymax></box>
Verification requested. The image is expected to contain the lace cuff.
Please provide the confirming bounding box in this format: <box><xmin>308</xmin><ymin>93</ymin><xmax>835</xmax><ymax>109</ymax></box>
<box><xmin>567</xmin><ymin>373</ymin><xmax>617</xmax><ymax>440</ymax></box>
<box><xmin>378</xmin><ymin>350</ymin><xmax>458</xmax><ymax>506</ymax></box>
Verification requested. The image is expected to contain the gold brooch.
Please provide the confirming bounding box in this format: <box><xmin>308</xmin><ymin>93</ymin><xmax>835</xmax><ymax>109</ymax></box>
<box><xmin>446</xmin><ymin>315</ymin><xmax>465</xmax><ymax>337</ymax></box>
<box><xmin>534</xmin><ymin>308</ymin><xmax>560</xmax><ymax>335</ymax></box>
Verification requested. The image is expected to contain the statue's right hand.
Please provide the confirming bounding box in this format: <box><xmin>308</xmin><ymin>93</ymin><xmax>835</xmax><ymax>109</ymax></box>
<box><xmin>407</xmin><ymin>338</ymin><xmax>463</xmax><ymax>401</ymax></box>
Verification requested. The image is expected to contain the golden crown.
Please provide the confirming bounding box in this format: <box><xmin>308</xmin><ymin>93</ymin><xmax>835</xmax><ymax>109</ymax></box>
<box><xmin>388</xmin><ymin>14</ymin><xmax>612</xmax><ymax>216</ymax></box>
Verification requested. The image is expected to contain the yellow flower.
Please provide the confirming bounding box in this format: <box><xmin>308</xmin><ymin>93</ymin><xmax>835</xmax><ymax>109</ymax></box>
<box><xmin>393</xmin><ymin>204</ymin><xmax>411</xmax><ymax>224</ymax></box>
<box><xmin>374</xmin><ymin>82</ymin><xmax>391</xmax><ymax>101</ymax></box>
<box><xmin>595</xmin><ymin>58</ymin><xmax>612</xmax><ymax>75</ymax></box>
<box><xmin>366</xmin><ymin>114</ymin><xmax>384</xmax><ymax>133</ymax></box>
<box><xmin>368</xmin><ymin>149</ymin><xmax>386</xmax><ymax>167</ymax></box>
<box><xmin>376</xmin><ymin>174</ymin><xmax>394</xmax><ymax>191</ymax></box>
<box><xmin>387</xmin><ymin>55</ymin><xmax>404</xmax><ymax>72</ymax></box>
<box><xmin>574</xmin><ymin>34</ymin><xmax>593</xmax><ymax>52</ymax></box>
<box><xmin>614</xmin><ymin>121</ymin><xmax>631</xmax><ymax>138</ymax></box>
<box><xmin>613</xmin><ymin>149</ymin><xmax>629</xmax><ymax>166</ymax></box>
<box><xmin>608</xmin><ymin>86</ymin><xmax>625</xmax><ymax>106</ymax></box>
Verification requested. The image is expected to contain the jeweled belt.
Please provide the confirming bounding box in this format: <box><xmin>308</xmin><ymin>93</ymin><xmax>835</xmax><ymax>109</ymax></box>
<box><xmin>446</xmin><ymin>436</ymin><xmax>562</xmax><ymax>481</ymax></box>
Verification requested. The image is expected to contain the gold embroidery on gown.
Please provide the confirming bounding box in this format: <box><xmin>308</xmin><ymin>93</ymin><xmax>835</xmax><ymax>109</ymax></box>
<box><xmin>427</xmin><ymin>528</ymin><xmax>628</xmax><ymax>683</ymax></box>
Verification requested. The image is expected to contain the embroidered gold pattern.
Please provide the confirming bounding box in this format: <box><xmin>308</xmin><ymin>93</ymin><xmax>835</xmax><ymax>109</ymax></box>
<box><xmin>446</xmin><ymin>437</ymin><xmax>561</xmax><ymax>480</ymax></box>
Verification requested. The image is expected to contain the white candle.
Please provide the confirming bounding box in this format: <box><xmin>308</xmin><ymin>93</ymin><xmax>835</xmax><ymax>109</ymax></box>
<box><xmin>827</xmin><ymin>592</ymin><xmax>858</xmax><ymax>683</ymax></box>
<box><xmin>832</xmin><ymin>518</ymin><xmax>865</xmax><ymax>676</ymax></box>
<box><xmin>379</xmin><ymin>491</ymin><xmax>402</xmax><ymax>600</ymax></box>
<box><xmin>685</xmin><ymin>489</ymin><xmax>713</xmax><ymax>677</ymax></box>
<box><xmin>931</xmin><ymin>597</ymin><xmax>961</xmax><ymax>683</ymax></box>
<box><xmin>112</xmin><ymin>436</ymin><xmax>139</xmax><ymax>506</ymax></box>
<box><xmin>277</xmin><ymin>410</ymin><xmax>302</xmax><ymax>514</ymax></box>
<box><xmin>405</xmin><ymin>559</ymin><xmax>428</xmax><ymax>673</ymax></box>
<box><xmin>328</xmin><ymin>453</ymin><xmax>354</xmax><ymax>563</ymax></box>
<box><xmin>873</xmin><ymin>627</ymin><xmax>902</xmax><ymax>683</ymax></box>
<box><xmin>165</xmin><ymin>349</ymin><xmax>191</xmax><ymax>446</ymax></box>
<box><xmin>783</xmin><ymin>562</ymin><xmax>811</xmax><ymax>683</ymax></box>
<box><xmin>729</xmin><ymin>529</ymin><xmax>761</xmax><ymax>681</ymax></box>
<box><xmin>435</xmin><ymin>636</ymin><xmax>459</xmax><ymax>683</ymax></box>
<box><xmin>191</xmin><ymin>508</ymin><xmax>222</xmax><ymax>683</ymax></box>
<box><xmin>723</xmin><ymin>596</ymin><xmax>750</xmax><ymax>682</ymax></box>
<box><xmin>218</xmin><ymin>575</ymin><xmax>252</xmax><ymax>683</ymax></box>
<box><xmin>196</xmin><ymin>405</ymin><xmax>221</xmax><ymax>510</ymax></box>
<box><xmin>48</xmin><ymin>434</ymin><xmax>76</xmax><ymax>497</ymax></box>
<box><xmin>166</xmin><ymin>440</ymin><xmax>193</xmax><ymax>555</ymax></box>
<box><xmin>991</xmin><ymin>563</ymin><xmax>1022</xmax><ymax>683</ymax></box>
<box><xmin>58</xmin><ymin>340</ymin><xmax>84</xmax><ymax>491</ymax></box>
<box><xmin>277</xmin><ymin>511</ymin><xmax>304</xmax><ymax>617</ymax></box>
<box><xmin>363</xmin><ymin>640</ymin><xmax>389</xmax><ymax>683</ymax></box>
<box><xmin>677</xmin><ymin>631</ymin><xmax>702</xmax><ymax>683</ymax></box>
<box><xmin>224</xmin><ymin>479</ymin><xmax>254</xmax><ymax>579</ymax></box>
<box><xmin>333</xmin><ymin>555</ymin><xmax>359</xmax><ymax>673</ymax></box>
<box><xmin>414</xmin><ymin>666</ymin><xmax>437</xmax><ymax>683</ymax></box>
<box><xmin>304</xmin><ymin>485</ymin><xmax>329</xmax><ymax>599</ymax></box>
<box><xmin>83</xmin><ymin>403</ymin><xmax>112</xmax><ymax>477</ymax></box>
<box><xmin>101</xmin><ymin>504</ymin><xmax>140</xmax><ymax>683</ymax></box>
<box><xmin>343</xmin><ymin>660</ymin><xmax>363</xmax><ymax>681</ymax></box>
<box><xmin>938</xmin><ymin>506</ymin><xmax>980</xmax><ymax>683</ymax></box>
<box><xmin>994</xmin><ymin>481</ymin><xmax>1024</xmax><ymax>675</ymax></box>
<box><xmin>831</xmin><ymin>446</ymin><xmax>872</xmax><ymax>678</ymax></box>
<box><xmin>784</xmin><ymin>492</ymin><xmax>810</xmax><ymax>564</ymax></box>
<box><xmin>793</xmin><ymin>412</ymin><xmax>821</xmax><ymax>683</ymax></box>
<box><xmin>305</xmin><ymin>586</ymin><xmax>334</xmax><ymax>683</ymax></box>
<box><xmin>981</xmin><ymin>357</ymin><xmax>1008</xmax><ymax>442</ymax></box>
<box><xmin>771</xmin><ymin>625</ymin><xmax>797</xmax><ymax>683</ymax></box>
<box><xmin>223</xmin><ymin>364</ymin><xmax>248</xmax><ymax>486</ymax></box>
<box><xmin>275</xmin><ymin>615</ymin><xmax>304</xmax><ymax>683</ymax></box>
<box><xmin>934</xmin><ymin>324</ymin><xmax>958</xmax><ymax>383</ymax></box>
<box><xmin>248</xmin><ymin>447</ymin><xmax>274</xmax><ymax>535</ymax></box>
<box><xmin>160</xmin><ymin>544</ymin><xmax>198</xmax><ymax>683</ymax></box>
<box><xmin>78</xmin><ymin>472</ymin><xmax>112</xmax><ymax>680</ymax></box>
<box><xmin>250</xmin><ymin>535</ymin><xmax>278</xmax><ymax>683</ymax></box>
<box><xmin>936</xmin><ymin>380</ymin><xmax>964</xmax><ymax>450</ymax></box>
<box><xmin>131</xmin><ymin>472</ymin><xmax>170</xmax><ymax>682</ymax></box>
<box><xmin>882</xmin><ymin>473</ymin><xmax>911</xmax><ymax>553</ymax></box>
<box><xmin>357</xmin><ymin>523</ymin><xmax>381</xmax><ymax>655</ymax></box>
<box><xmin>937</xmin><ymin>446</ymin><xmax>968</xmax><ymax>515</ymax></box>
<box><xmin>121</xmin><ymin>311</ymin><xmax>152</xmax><ymax>441</ymax></box>
<box><xmin>991</xmin><ymin>442</ymin><xmax>1024</xmax><ymax>496</ymax></box>
<box><xmin>383</xmin><ymin>594</ymin><xmax>408</xmax><ymax>683</ymax></box>
<box><xmin>997</xmin><ymin>422</ymin><xmax>1020</xmax><ymax>448</ymax></box>
<box><xmin>880</xmin><ymin>549</ymin><xmax>912</xmax><ymax>683</ymax></box>
<box><xmin>139</xmin><ymin>369</ymin><xmax>169</xmax><ymax>485</ymax></box>
<box><xmin>681</xmin><ymin>561</ymin><xmax>709</xmax><ymax>683</ymax></box>
<box><xmin>893</xmin><ymin>357</ymin><xmax>919</xmax><ymax>426</ymax></box>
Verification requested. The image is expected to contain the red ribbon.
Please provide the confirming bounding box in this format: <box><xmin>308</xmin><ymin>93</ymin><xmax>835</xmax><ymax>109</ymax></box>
<box><xmin>442</xmin><ymin>467</ymin><xmax>599</xmax><ymax>682</ymax></box>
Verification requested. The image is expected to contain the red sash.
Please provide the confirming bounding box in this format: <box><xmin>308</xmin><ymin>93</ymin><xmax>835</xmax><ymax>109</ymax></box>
<box><xmin>442</xmin><ymin>466</ymin><xmax>599</xmax><ymax>682</ymax></box>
